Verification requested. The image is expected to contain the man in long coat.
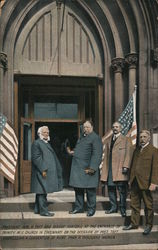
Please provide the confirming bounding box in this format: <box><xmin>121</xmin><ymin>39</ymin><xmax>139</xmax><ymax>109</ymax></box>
<box><xmin>100</xmin><ymin>122</ymin><xmax>133</xmax><ymax>217</ymax></box>
<box><xmin>69</xmin><ymin>120</ymin><xmax>103</xmax><ymax>217</ymax></box>
<box><xmin>123</xmin><ymin>130</ymin><xmax>158</xmax><ymax>235</ymax></box>
<box><xmin>31</xmin><ymin>126</ymin><xmax>63</xmax><ymax>216</ymax></box>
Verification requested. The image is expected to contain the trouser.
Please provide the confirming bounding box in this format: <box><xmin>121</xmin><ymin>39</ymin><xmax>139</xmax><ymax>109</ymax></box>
<box><xmin>74</xmin><ymin>187</ymin><xmax>96</xmax><ymax>212</ymax></box>
<box><xmin>108</xmin><ymin>182</ymin><xmax>128</xmax><ymax>213</ymax></box>
<box><xmin>35</xmin><ymin>194</ymin><xmax>48</xmax><ymax>215</ymax></box>
<box><xmin>130</xmin><ymin>178</ymin><xmax>153</xmax><ymax>227</ymax></box>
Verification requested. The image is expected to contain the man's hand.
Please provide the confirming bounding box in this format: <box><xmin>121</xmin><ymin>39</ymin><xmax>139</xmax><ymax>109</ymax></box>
<box><xmin>149</xmin><ymin>183</ymin><xmax>157</xmax><ymax>191</ymax></box>
<box><xmin>122</xmin><ymin>167</ymin><xmax>129</xmax><ymax>175</ymax></box>
<box><xmin>66</xmin><ymin>147</ymin><xmax>74</xmax><ymax>155</ymax></box>
<box><xmin>42</xmin><ymin>171</ymin><xmax>47</xmax><ymax>178</ymax></box>
<box><xmin>84</xmin><ymin>168</ymin><xmax>95</xmax><ymax>175</ymax></box>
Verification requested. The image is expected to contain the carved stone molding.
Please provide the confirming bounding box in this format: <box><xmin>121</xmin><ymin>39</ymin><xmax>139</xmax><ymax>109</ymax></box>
<box><xmin>0</xmin><ymin>52</ymin><xmax>8</xmax><ymax>72</ymax></box>
<box><xmin>125</xmin><ymin>53</ymin><xmax>138</xmax><ymax>69</ymax></box>
<box><xmin>111</xmin><ymin>57</ymin><xmax>125</xmax><ymax>73</ymax></box>
<box><xmin>151</xmin><ymin>48</ymin><xmax>158</xmax><ymax>67</ymax></box>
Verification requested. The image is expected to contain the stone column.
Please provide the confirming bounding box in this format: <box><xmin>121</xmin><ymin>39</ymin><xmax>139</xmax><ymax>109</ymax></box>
<box><xmin>0</xmin><ymin>52</ymin><xmax>8</xmax><ymax>196</ymax></box>
<box><xmin>0</xmin><ymin>52</ymin><xmax>8</xmax><ymax>113</ymax></box>
<box><xmin>125</xmin><ymin>53</ymin><xmax>138</xmax><ymax>97</ymax></box>
<box><xmin>111</xmin><ymin>57</ymin><xmax>125</xmax><ymax>120</ymax></box>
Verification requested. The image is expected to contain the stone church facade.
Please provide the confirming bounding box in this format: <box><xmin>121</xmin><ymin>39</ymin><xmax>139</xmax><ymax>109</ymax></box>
<box><xmin>0</xmin><ymin>0</ymin><xmax>158</xmax><ymax>196</ymax></box>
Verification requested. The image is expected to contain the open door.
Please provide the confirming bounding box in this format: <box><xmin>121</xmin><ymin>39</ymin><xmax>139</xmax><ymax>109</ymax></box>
<box><xmin>20</xmin><ymin>118</ymin><xmax>35</xmax><ymax>193</ymax></box>
<box><xmin>18</xmin><ymin>77</ymin><xmax>103</xmax><ymax>194</ymax></box>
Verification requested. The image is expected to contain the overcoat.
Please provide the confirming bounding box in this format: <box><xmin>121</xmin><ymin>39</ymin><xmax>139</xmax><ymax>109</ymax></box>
<box><xmin>100</xmin><ymin>134</ymin><xmax>133</xmax><ymax>182</ymax></box>
<box><xmin>129</xmin><ymin>144</ymin><xmax>158</xmax><ymax>189</ymax></box>
<box><xmin>31</xmin><ymin>139</ymin><xmax>63</xmax><ymax>194</ymax></box>
<box><xmin>69</xmin><ymin>131</ymin><xmax>103</xmax><ymax>188</ymax></box>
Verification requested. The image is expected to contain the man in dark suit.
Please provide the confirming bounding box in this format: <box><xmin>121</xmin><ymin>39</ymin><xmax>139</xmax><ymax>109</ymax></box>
<box><xmin>31</xmin><ymin>126</ymin><xmax>63</xmax><ymax>216</ymax></box>
<box><xmin>100</xmin><ymin>122</ymin><xmax>133</xmax><ymax>217</ymax></box>
<box><xmin>123</xmin><ymin>130</ymin><xmax>158</xmax><ymax>235</ymax></box>
<box><xmin>69</xmin><ymin>120</ymin><xmax>103</xmax><ymax>217</ymax></box>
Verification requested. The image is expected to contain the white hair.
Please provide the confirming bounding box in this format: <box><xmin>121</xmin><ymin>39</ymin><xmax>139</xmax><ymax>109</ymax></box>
<box><xmin>37</xmin><ymin>126</ymin><xmax>49</xmax><ymax>136</ymax></box>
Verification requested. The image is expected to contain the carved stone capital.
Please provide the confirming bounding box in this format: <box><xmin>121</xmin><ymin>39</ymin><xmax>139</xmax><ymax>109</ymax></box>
<box><xmin>56</xmin><ymin>0</ymin><xmax>63</xmax><ymax>9</ymax></box>
<box><xmin>111</xmin><ymin>58</ymin><xmax>125</xmax><ymax>73</ymax></box>
<box><xmin>151</xmin><ymin>48</ymin><xmax>158</xmax><ymax>67</ymax></box>
<box><xmin>125</xmin><ymin>53</ymin><xmax>138</xmax><ymax>69</ymax></box>
<box><xmin>0</xmin><ymin>52</ymin><xmax>8</xmax><ymax>72</ymax></box>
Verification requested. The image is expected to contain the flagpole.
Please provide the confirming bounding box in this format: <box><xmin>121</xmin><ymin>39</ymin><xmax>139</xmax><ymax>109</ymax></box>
<box><xmin>133</xmin><ymin>85</ymin><xmax>137</xmax><ymax>123</ymax></box>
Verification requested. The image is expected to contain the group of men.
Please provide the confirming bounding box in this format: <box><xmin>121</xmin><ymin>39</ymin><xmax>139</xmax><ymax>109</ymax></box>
<box><xmin>31</xmin><ymin>120</ymin><xmax>158</xmax><ymax>235</ymax></box>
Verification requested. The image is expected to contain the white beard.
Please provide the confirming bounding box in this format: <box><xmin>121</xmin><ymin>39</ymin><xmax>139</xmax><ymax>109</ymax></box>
<box><xmin>39</xmin><ymin>134</ymin><xmax>50</xmax><ymax>142</ymax></box>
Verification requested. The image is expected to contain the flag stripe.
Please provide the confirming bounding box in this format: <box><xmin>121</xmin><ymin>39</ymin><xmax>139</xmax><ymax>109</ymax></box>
<box><xmin>0</xmin><ymin>154</ymin><xmax>16</xmax><ymax>172</ymax></box>
<box><xmin>0</xmin><ymin>140</ymin><xmax>17</xmax><ymax>161</ymax></box>
<box><xmin>0</xmin><ymin>166</ymin><xmax>15</xmax><ymax>183</ymax></box>
<box><xmin>3</xmin><ymin>129</ymin><xmax>18</xmax><ymax>154</ymax></box>
<box><xmin>0</xmin><ymin>159</ymin><xmax>15</xmax><ymax>175</ymax></box>
<box><xmin>0</xmin><ymin>113</ymin><xmax>18</xmax><ymax>183</ymax></box>
<box><xmin>1</xmin><ymin>135</ymin><xmax>18</xmax><ymax>159</ymax></box>
<box><xmin>0</xmin><ymin>148</ymin><xmax>16</xmax><ymax>167</ymax></box>
<box><xmin>5</xmin><ymin>123</ymin><xmax>18</xmax><ymax>146</ymax></box>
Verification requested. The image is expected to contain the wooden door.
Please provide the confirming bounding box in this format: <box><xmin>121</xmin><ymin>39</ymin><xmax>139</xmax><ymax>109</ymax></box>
<box><xmin>20</xmin><ymin>118</ymin><xmax>35</xmax><ymax>193</ymax></box>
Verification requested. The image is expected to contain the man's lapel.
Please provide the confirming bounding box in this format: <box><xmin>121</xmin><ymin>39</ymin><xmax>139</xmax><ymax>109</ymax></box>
<box><xmin>40</xmin><ymin>139</ymin><xmax>54</xmax><ymax>153</ymax></box>
<box><xmin>113</xmin><ymin>134</ymin><xmax>122</xmax><ymax>147</ymax></box>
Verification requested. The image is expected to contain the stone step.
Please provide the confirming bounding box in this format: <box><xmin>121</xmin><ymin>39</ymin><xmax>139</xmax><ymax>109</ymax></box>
<box><xmin>3</xmin><ymin>245</ymin><xmax>158</xmax><ymax>250</ymax></box>
<box><xmin>1</xmin><ymin>191</ymin><xmax>158</xmax><ymax>249</ymax></box>
<box><xmin>0</xmin><ymin>191</ymin><xmax>135</xmax><ymax>212</ymax></box>
<box><xmin>1</xmin><ymin>225</ymin><xmax>158</xmax><ymax>248</ymax></box>
<box><xmin>1</xmin><ymin>190</ymin><xmax>157</xmax><ymax>213</ymax></box>
<box><xmin>0</xmin><ymin>200</ymin><xmax>130</xmax><ymax>212</ymax></box>
<box><xmin>1</xmin><ymin>211</ymin><xmax>158</xmax><ymax>228</ymax></box>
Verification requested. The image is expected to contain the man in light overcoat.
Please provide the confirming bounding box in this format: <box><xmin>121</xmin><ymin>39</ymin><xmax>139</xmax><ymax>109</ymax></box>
<box><xmin>100</xmin><ymin>122</ymin><xmax>133</xmax><ymax>217</ymax></box>
<box><xmin>31</xmin><ymin>126</ymin><xmax>63</xmax><ymax>216</ymax></box>
<box><xmin>123</xmin><ymin>130</ymin><xmax>158</xmax><ymax>235</ymax></box>
<box><xmin>69</xmin><ymin>120</ymin><xmax>103</xmax><ymax>217</ymax></box>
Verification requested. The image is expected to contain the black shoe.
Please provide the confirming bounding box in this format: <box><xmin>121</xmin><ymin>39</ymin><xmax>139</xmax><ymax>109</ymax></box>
<box><xmin>143</xmin><ymin>226</ymin><xmax>152</xmax><ymax>235</ymax></box>
<box><xmin>105</xmin><ymin>209</ymin><xmax>117</xmax><ymax>214</ymax></box>
<box><xmin>123</xmin><ymin>224</ymin><xmax>138</xmax><ymax>230</ymax></box>
<box><xmin>40</xmin><ymin>212</ymin><xmax>55</xmax><ymax>217</ymax></box>
<box><xmin>87</xmin><ymin>210</ymin><xmax>95</xmax><ymax>217</ymax></box>
<box><xmin>34</xmin><ymin>211</ymin><xmax>39</xmax><ymax>214</ymax></box>
<box><xmin>69</xmin><ymin>209</ymin><xmax>84</xmax><ymax>214</ymax></box>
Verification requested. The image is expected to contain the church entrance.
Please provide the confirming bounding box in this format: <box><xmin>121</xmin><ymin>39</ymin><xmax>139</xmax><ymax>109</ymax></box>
<box><xmin>17</xmin><ymin>75</ymin><xmax>103</xmax><ymax>194</ymax></box>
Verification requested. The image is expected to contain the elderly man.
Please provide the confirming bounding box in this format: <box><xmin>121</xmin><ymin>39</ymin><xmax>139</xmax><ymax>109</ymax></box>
<box><xmin>123</xmin><ymin>130</ymin><xmax>158</xmax><ymax>235</ymax></box>
<box><xmin>31</xmin><ymin>126</ymin><xmax>63</xmax><ymax>216</ymax></box>
<box><xmin>69</xmin><ymin>120</ymin><xmax>103</xmax><ymax>217</ymax></box>
<box><xmin>100</xmin><ymin>122</ymin><xmax>133</xmax><ymax>217</ymax></box>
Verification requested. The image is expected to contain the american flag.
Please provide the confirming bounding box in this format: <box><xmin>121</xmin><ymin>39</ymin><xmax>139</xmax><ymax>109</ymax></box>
<box><xmin>118</xmin><ymin>87</ymin><xmax>137</xmax><ymax>145</ymax></box>
<box><xmin>0</xmin><ymin>113</ymin><xmax>18</xmax><ymax>183</ymax></box>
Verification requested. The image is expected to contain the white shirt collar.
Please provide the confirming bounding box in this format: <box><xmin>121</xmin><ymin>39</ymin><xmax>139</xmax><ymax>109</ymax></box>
<box><xmin>141</xmin><ymin>142</ymin><xmax>149</xmax><ymax>149</ymax></box>
<box><xmin>113</xmin><ymin>132</ymin><xmax>121</xmax><ymax>139</ymax></box>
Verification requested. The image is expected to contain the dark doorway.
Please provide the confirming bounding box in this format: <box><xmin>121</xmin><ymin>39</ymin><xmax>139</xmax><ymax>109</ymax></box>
<box><xmin>35</xmin><ymin>122</ymin><xmax>78</xmax><ymax>187</ymax></box>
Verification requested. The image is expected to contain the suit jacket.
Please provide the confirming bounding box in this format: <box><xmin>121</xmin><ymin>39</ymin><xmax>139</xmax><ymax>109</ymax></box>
<box><xmin>69</xmin><ymin>131</ymin><xmax>103</xmax><ymax>188</ymax></box>
<box><xmin>31</xmin><ymin>139</ymin><xmax>63</xmax><ymax>194</ymax></box>
<box><xmin>130</xmin><ymin>144</ymin><xmax>158</xmax><ymax>189</ymax></box>
<box><xmin>100</xmin><ymin>134</ymin><xmax>133</xmax><ymax>182</ymax></box>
